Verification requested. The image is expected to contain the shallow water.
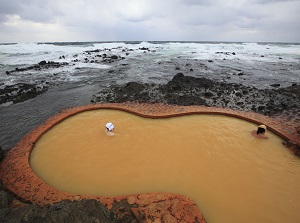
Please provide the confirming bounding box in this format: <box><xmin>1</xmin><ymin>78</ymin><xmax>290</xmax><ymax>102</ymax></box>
<box><xmin>30</xmin><ymin>109</ymin><xmax>300</xmax><ymax>223</ymax></box>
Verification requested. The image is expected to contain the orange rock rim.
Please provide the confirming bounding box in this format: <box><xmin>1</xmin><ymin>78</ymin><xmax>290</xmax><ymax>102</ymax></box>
<box><xmin>0</xmin><ymin>102</ymin><xmax>298</xmax><ymax>221</ymax></box>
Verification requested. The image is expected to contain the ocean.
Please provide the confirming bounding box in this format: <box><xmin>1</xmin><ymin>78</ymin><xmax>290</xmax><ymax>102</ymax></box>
<box><xmin>0</xmin><ymin>41</ymin><xmax>300</xmax><ymax>150</ymax></box>
<box><xmin>1</xmin><ymin>41</ymin><xmax>300</xmax><ymax>88</ymax></box>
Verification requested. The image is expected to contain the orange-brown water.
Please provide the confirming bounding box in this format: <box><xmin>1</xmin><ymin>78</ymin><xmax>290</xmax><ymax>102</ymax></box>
<box><xmin>30</xmin><ymin>109</ymin><xmax>300</xmax><ymax>223</ymax></box>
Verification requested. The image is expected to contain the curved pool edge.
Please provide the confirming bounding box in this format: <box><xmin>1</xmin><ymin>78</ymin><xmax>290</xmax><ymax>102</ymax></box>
<box><xmin>1</xmin><ymin>102</ymin><xmax>299</xmax><ymax>221</ymax></box>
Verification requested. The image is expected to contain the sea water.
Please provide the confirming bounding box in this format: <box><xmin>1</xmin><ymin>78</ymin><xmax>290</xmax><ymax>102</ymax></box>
<box><xmin>1</xmin><ymin>41</ymin><xmax>299</xmax><ymax>87</ymax></box>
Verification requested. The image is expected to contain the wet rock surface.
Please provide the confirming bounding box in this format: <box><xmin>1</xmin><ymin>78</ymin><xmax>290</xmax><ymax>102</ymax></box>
<box><xmin>5</xmin><ymin>61</ymin><xmax>69</xmax><ymax>75</ymax></box>
<box><xmin>92</xmin><ymin>73</ymin><xmax>300</xmax><ymax>118</ymax></box>
<box><xmin>0</xmin><ymin>83</ymin><xmax>48</xmax><ymax>105</ymax></box>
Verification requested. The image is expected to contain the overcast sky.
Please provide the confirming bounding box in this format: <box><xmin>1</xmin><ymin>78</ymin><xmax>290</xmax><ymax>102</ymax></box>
<box><xmin>0</xmin><ymin>0</ymin><xmax>299</xmax><ymax>43</ymax></box>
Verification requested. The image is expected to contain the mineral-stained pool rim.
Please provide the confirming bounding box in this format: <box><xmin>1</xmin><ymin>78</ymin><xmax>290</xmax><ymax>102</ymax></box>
<box><xmin>0</xmin><ymin>103</ymin><xmax>298</xmax><ymax>221</ymax></box>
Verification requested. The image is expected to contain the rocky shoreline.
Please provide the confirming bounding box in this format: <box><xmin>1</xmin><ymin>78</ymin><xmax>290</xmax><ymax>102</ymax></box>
<box><xmin>0</xmin><ymin>73</ymin><xmax>299</xmax><ymax>222</ymax></box>
<box><xmin>92</xmin><ymin>73</ymin><xmax>300</xmax><ymax>146</ymax></box>
<box><xmin>0</xmin><ymin>83</ymin><xmax>48</xmax><ymax>105</ymax></box>
<box><xmin>92</xmin><ymin>73</ymin><xmax>300</xmax><ymax>117</ymax></box>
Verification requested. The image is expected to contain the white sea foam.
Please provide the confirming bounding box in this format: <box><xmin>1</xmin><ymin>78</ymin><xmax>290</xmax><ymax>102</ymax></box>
<box><xmin>0</xmin><ymin>42</ymin><xmax>299</xmax><ymax>87</ymax></box>
<box><xmin>1</xmin><ymin>42</ymin><xmax>299</xmax><ymax>65</ymax></box>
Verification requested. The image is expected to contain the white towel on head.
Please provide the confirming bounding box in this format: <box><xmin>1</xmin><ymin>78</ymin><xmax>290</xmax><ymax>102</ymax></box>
<box><xmin>105</xmin><ymin>122</ymin><xmax>114</xmax><ymax>131</ymax></box>
<box><xmin>258</xmin><ymin>125</ymin><xmax>266</xmax><ymax>130</ymax></box>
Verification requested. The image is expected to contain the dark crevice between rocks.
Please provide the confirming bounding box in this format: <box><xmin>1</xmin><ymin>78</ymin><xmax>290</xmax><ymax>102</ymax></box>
<box><xmin>111</xmin><ymin>199</ymin><xmax>140</xmax><ymax>223</ymax></box>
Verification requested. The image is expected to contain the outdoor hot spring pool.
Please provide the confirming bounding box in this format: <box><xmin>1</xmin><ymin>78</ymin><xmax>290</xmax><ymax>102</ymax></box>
<box><xmin>29</xmin><ymin>109</ymin><xmax>300</xmax><ymax>223</ymax></box>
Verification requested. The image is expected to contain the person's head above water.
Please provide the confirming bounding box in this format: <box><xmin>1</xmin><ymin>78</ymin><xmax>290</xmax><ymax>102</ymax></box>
<box><xmin>105</xmin><ymin>122</ymin><xmax>114</xmax><ymax>131</ymax></box>
<box><xmin>257</xmin><ymin>125</ymin><xmax>267</xmax><ymax>135</ymax></box>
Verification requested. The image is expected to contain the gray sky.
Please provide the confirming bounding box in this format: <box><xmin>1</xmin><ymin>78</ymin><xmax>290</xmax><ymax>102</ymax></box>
<box><xmin>0</xmin><ymin>0</ymin><xmax>299</xmax><ymax>43</ymax></box>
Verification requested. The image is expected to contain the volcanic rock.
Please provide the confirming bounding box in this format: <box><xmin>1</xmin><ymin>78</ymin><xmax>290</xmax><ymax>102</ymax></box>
<box><xmin>0</xmin><ymin>199</ymin><xmax>117</xmax><ymax>223</ymax></box>
<box><xmin>38</xmin><ymin>60</ymin><xmax>47</xmax><ymax>65</ymax></box>
<box><xmin>92</xmin><ymin>73</ymin><xmax>300</xmax><ymax>118</ymax></box>
<box><xmin>0</xmin><ymin>83</ymin><xmax>49</xmax><ymax>105</ymax></box>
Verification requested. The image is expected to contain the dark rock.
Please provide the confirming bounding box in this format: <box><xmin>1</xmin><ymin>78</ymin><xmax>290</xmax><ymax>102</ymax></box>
<box><xmin>0</xmin><ymin>83</ymin><xmax>49</xmax><ymax>105</ymax></box>
<box><xmin>0</xmin><ymin>190</ymin><xmax>13</xmax><ymax>209</ymax></box>
<box><xmin>0</xmin><ymin>146</ymin><xmax>4</xmax><ymax>162</ymax></box>
<box><xmin>216</xmin><ymin>52</ymin><xmax>230</xmax><ymax>55</ymax></box>
<box><xmin>281</xmin><ymin>102</ymin><xmax>288</xmax><ymax>108</ymax></box>
<box><xmin>208</xmin><ymin>60</ymin><xmax>213</xmax><ymax>63</ymax></box>
<box><xmin>270</xmin><ymin>84</ymin><xmax>280</xmax><ymax>88</ymax></box>
<box><xmin>236</xmin><ymin>92</ymin><xmax>243</xmax><ymax>97</ymax></box>
<box><xmin>85</xmin><ymin>49</ymin><xmax>100</xmax><ymax>53</ymax></box>
<box><xmin>92</xmin><ymin>74</ymin><xmax>300</xmax><ymax>118</ymax></box>
<box><xmin>6</xmin><ymin>61</ymin><xmax>68</xmax><ymax>75</ymax></box>
<box><xmin>204</xmin><ymin>92</ymin><xmax>214</xmax><ymax>97</ymax></box>
<box><xmin>0</xmin><ymin>199</ymin><xmax>116</xmax><ymax>223</ymax></box>
<box><xmin>111</xmin><ymin>55</ymin><xmax>118</xmax><ymax>60</ymax></box>
<box><xmin>166</xmin><ymin>94</ymin><xmax>208</xmax><ymax>106</ymax></box>
<box><xmin>258</xmin><ymin>106</ymin><xmax>265</xmax><ymax>111</ymax></box>
<box><xmin>111</xmin><ymin>199</ymin><xmax>138</xmax><ymax>223</ymax></box>
<box><xmin>120</xmin><ymin>82</ymin><xmax>145</xmax><ymax>95</ymax></box>
<box><xmin>173</xmin><ymin>73</ymin><xmax>184</xmax><ymax>80</ymax></box>
<box><xmin>38</xmin><ymin>60</ymin><xmax>47</xmax><ymax>65</ymax></box>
